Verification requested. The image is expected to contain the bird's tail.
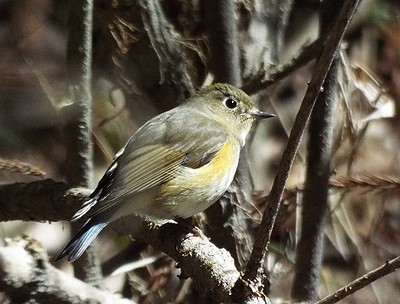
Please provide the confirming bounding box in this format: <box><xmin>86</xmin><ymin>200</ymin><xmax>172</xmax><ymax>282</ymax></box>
<box><xmin>55</xmin><ymin>218</ymin><xmax>107</xmax><ymax>262</ymax></box>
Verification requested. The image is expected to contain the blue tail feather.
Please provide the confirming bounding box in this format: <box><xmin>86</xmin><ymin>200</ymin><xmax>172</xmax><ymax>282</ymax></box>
<box><xmin>55</xmin><ymin>218</ymin><xmax>107</xmax><ymax>262</ymax></box>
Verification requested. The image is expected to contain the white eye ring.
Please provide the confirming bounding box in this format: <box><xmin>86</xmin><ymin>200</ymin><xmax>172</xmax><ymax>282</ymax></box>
<box><xmin>224</xmin><ymin>98</ymin><xmax>238</xmax><ymax>109</ymax></box>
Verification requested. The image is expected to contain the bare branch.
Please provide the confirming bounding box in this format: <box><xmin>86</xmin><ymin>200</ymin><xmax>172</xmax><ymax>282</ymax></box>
<box><xmin>139</xmin><ymin>0</ymin><xmax>194</xmax><ymax>101</ymax></box>
<box><xmin>63</xmin><ymin>0</ymin><xmax>94</xmax><ymax>188</ymax></box>
<box><xmin>114</xmin><ymin>219</ymin><xmax>240</xmax><ymax>302</ymax></box>
<box><xmin>233</xmin><ymin>0</ymin><xmax>361</xmax><ymax>301</ymax></box>
<box><xmin>203</xmin><ymin>0</ymin><xmax>241</xmax><ymax>86</ymax></box>
<box><xmin>286</xmin><ymin>175</ymin><xmax>400</xmax><ymax>194</ymax></box>
<box><xmin>0</xmin><ymin>157</ymin><xmax>46</xmax><ymax>178</ymax></box>
<box><xmin>0</xmin><ymin>236</ymin><xmax>134</xmax><ymax>304</ymax></box>
<box><xmin>63</xmin><ymin>0</ymin><xmax>102</xmax><ymax>284</ymax></box>
<box><xmin>0</xmin><ymin>179</ymin><xmax>88</xmax><ymax>222</ymax></box>
<box><xmin>0</xmin><ymin>180</ymin><xmax>240</xmax><ymax>302</ymax></box>
<box><xmin>242</xmin><ymin>38</ymin><xmax>323</xmax><ymax>95</ymax></box>
<box><xmin>316</xmin><ymin>255</ymin><xmax>400</xmax><ymax>304</ymax></box>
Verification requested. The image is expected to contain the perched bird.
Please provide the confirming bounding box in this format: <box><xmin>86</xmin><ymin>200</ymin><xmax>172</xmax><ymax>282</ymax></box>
<box><xmin>56</xmin><ymin>83</ymin><xmax>274</xmax><ymax>262</ymax></box>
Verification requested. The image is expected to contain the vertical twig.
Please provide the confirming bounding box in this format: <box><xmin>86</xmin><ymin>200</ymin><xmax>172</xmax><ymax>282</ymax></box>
<box><xmin>290</xmin><ymin>1</ymin><xmax>343</xmax><ymax>301</ymax></box>
<box><xmin>203</xmin><ymin>0</ymin><xmax>241</xmax><ymax>86</ymax></box>
<box><xmin>64</xmin><ymin>0</ymin><xmax>94</xmax><ymax>185</ymax></box>
<box><xmin>63</xmin><ymin>0</ymin><xmax>102</xmax><ymax>286</ymax></box>
<box><xmin>233</xmin><ymin>0</ymin><xmax>361</xmax><ymax>300</ymax></box>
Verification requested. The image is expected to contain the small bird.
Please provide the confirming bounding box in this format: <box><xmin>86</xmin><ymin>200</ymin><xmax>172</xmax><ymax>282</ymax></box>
<box><xmin>56</xmin><ymin>83</ymin><xmax>274</xmax><ymax>262</ymax></box>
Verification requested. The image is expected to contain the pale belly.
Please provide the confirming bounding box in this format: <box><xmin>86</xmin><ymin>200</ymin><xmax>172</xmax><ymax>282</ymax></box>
<box><xmin>155</xmin><ymin>140</ymin><xmax>240</xmax><ymax>218</ymax></box>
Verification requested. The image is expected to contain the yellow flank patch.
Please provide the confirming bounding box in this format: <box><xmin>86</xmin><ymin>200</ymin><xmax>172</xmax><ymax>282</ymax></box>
<box><xmin>157</xmin><ymin>138</ymin><xmax>239</xmax><ymax>217</ymax></box>
<box><xmin>196</xmin><ymin>139</ymin><xmax>235</xmax><ymax>183</ymax></box>
<box><xmin>158</xmin><ymin>138</ymin><xmax>239</xmax><ymax>207</ymax></box>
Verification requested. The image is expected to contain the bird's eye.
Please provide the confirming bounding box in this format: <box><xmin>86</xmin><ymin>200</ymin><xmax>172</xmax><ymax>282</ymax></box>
<box><xmin>224</xmin><ymin>98</ymin><xmax>238</xmax><ymax>109</ymax></box>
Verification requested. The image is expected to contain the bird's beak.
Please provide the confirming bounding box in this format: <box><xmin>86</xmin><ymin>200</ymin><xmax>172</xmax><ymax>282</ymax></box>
<box><xmin>251</xmin><ymin>110</ymin><xmax>275</xmax><ymax>119</ymax></box>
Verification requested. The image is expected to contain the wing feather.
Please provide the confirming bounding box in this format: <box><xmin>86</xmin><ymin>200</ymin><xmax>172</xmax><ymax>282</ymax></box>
<box><xmin>81</xmin><ymin>107</ymin><xmax>233</xmax><ymax>218</ymax></box>
<box><xmin>118</xmin><ymin>145</ymin><xmax>185</xmax><ymax>194</ymax></box>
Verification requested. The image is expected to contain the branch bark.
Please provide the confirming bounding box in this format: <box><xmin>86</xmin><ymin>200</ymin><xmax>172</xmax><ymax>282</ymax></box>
<box><xmin>63</xmin><ymin>0</ymin><xmax>94</xmax><ymax>187</ymax></box>
<box><xmin>0</xmin><ymin>180</ymin><xmax>240</xmax><ymax>303</ymax></box>
<box><xmin>0</xmin><ymin>236</ymin><xmax>134</xmax><ymax>304</ymax></box>
<box><xmin>63</xmin><ymin>0</ymin><xmax>101</xmax><ymax>285</ymax></box>
<box><xmin>316</xmin><ymin>255</ymin><xmax>400</xmax><ymax>304</ymax></box>
<box><xmin>0</xmin><ymin>179</ymin><xmax>89</xmax><ymax>222</ymax></box>
<box><xmin>203</xmin><ymin>0</ymin><xmax>241</xmax><ymax>85</ymax></box>
<box><xmin>242</xmin><ymin>38</ymin><xmax>323</xmax><ymax>95</ymax></box>
<box><xmin>139</xmin><ymin>0</ymin><xmax>194</xmax><ymax>103</ymax></box>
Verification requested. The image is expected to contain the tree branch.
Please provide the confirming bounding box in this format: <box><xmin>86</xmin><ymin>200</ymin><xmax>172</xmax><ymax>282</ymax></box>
<box><xmin>0</xmin><ymin>180</ymin><xmax>240</xmax><ymax>303</ymax></box>
<box><xmin>114</xmin><ymin>218</ymin><xmax>240</xmax><ymax>302</ymax></box>
<box><xmin>63</xmin><ymin>0</ymin><xmax>102</xmax><ymax>285</ymax></box>
<box><xmin>63</xmin><ymin>0</ymin><xmax>94</xmax><ymax>188</ymax></box>
<box><xmin>316</xmin><ymin>255</ymin><xmax>400</xmax><ymax>304</ymax></box>
<box><xmin>0</xmin><ymin>236</ymin><xmax>134</xmax><ymax>304</ymax></box>
<box><xmin>242</xmin><ymin>38</ymin><xmax>323</xmax><ymax>95</ymax></box>
<box><xmin>0</xmin><ymin>179</ymin><xmax>89</xmax><ymax>222</ymax></box>
<box><xmin>203</xmin><ymin>0</ymin><xmax>241</xmax><ymax>85</ymax></box>
<box><xmin>139</xmin><ymin>0</ymin><xmax>194</xmax><ymax>102</ymax></box>
<box><xmin>233</xmin><ymin>0</ymin><xmax>361</xmax><ymax>301</ymax></box>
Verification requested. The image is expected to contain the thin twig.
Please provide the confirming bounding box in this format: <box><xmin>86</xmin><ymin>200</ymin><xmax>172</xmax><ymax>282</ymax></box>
<box><xmin>316</xmin><ymin>255</ymin><xmax>400</xmax><ymax>304</ymax></box>
<box><xmin>242</xmin><ymin>38</ymin><xmax>323</xmax><ymax>95</ymax></box>
<box><xmin>285</xmin><ymin>175</ymin><xmax>400</xmax><ymax>195</ymax></box>
<box><xmin>63</xmin><ymin>0</ymin><xmax>102</xmax><ymax>286</ymax></box>
<box><xmin>235</xmin><ymin>0</ymin><xmax>361</xmax><ymax>299</ymax></box>
<box><xmin>330</xmin><ymin>175</ymin><xmax>400</xmax><ymax>190</ymax></box>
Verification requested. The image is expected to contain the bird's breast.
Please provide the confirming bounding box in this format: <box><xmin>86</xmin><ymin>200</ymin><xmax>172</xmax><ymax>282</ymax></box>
<box><xmin>158</xmin><ymin>139</ymin><xmax>240</xmax><ymax>218</ymax></box>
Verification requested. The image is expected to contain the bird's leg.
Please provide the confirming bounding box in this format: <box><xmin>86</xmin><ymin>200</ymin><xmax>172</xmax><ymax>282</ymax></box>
<box><xmin>176</xmin><ymin>217</ymin><xmax>208</xmax><ymax>240</ymax></box>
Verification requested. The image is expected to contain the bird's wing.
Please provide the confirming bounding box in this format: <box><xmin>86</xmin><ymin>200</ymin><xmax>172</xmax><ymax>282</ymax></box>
<box><xmin>74</xmin><ymin>108</ymin><xmax>231</xmax><ymax>219</ymax></box>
